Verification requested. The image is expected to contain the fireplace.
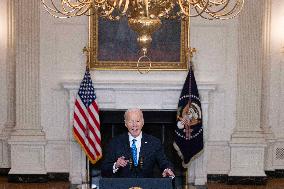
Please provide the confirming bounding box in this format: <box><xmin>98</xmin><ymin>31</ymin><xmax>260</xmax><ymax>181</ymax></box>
<box><xmin>62</xmin><ymin>79</ymin><xmax>215</xmax><ymax>185</ymax></box>
<box><xmin>90</xmin><ymin>110</ymin><xmax>184</xmax><ymax>178</ymax></box>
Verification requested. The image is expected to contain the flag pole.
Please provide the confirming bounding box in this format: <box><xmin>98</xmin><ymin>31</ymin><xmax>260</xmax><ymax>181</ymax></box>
<box><xmin>183</xmin><ymin>168</ymin><xmax>189</xmax><ymax>189</ymax></box>
<box><xmin>183</xmin><ymin>48</ymin><xmax>196</xmax><ymax>189</ymax></box>
<box><xmin>87</xmin><ymin>156</ymin><xmax>91</xmax><ymax>189</ymax></box>
<box><xmin>81</xmin><ymin>46</ymin><xmax>91</xmax><ymax>189</ymax></box>
<box><xmin>183</xmin><ymin>4</ymin><xmax>197</xmax><ymax>186</ymax></box>
<box><xmin>83</xmin><ymin>46</ymin><xmax>91</xmax><ymax>70</ymax></box>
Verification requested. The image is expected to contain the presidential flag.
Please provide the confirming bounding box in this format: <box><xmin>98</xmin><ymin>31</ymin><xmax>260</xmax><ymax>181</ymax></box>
<box><xmin>73</xmin><ymin>68</ymin><xmax>102</xmax><ymax>164</ymax></box>
<box><xmin>174</xmin><ymin>64</ymin><xmax>203</xmax><ymax>166</ymax></box>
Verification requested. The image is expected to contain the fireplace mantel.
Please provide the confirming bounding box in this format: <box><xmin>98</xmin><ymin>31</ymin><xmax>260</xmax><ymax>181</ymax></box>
<box><xmin>62</xmin><ymin>79</ymin><xmax>216</xmax><ymax>110</ymax></box>
<box><xmin>61</xmin><ymin>79</ymin><xmax>216</xmax><ymax>185</ymax></box>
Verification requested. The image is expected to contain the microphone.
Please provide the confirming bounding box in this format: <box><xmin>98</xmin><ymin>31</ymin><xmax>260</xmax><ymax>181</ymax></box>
<box><xmin>139</xmin><ymin>156</ymin><xmax>143</xmax><ymax>169</ymax></box>
<box><xmin>129</xmin><ymin>157</ymin><xmax>133</xmax><ymax>170</ymax></box>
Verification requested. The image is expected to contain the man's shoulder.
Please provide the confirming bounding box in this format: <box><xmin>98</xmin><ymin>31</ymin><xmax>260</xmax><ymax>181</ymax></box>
<box><xmin>142</xmin><ymin>133</ymin><xmax>161</xmax><ymax>143</ymax></box>
<box><xmin>109</xmin><ymin>133</ymin><xmax>128</xmax><ymax>143</ymax></box>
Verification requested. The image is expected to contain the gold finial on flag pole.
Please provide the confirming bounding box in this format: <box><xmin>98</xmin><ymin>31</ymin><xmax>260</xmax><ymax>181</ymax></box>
<box><xmin>83</xmin><ymin>46</ymin><xmax>91</xmax><ymax>70</ymax></box>
<box><xmin>188</xmin><ymin>47</ymin><xmax>196</xmax><ymax>69</ymax></box>
<box><xmin>189</xmin><ymin>48</ymin><xmax>196</xmax><ymax>62</ymax></box>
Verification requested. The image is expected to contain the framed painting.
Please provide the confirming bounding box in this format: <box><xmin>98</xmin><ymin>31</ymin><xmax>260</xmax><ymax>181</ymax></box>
<box><xmin>88</xmin><ymin>14</ymin><xmax>189</xmax><ymax>71</ymax></box>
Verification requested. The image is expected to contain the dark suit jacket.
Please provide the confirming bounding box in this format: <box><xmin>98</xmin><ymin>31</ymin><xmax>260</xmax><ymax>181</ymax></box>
<box><xmin>101</xmin><ymin>133</ymin><xmax>173</xmax><ymax>178</ymax></box>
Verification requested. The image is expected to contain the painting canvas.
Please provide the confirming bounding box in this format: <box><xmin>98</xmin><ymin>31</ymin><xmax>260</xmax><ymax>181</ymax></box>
<box><xmin>89</xmin><ymin>14</ymin><xmax>188</xmax><ymax>70</ymax></box>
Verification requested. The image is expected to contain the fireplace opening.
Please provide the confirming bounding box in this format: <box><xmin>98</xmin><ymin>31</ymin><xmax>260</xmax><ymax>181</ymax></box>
<box><xmin>90</xmin><ymin>110</ymin><xmax>184</xmax><ymax>180</ymax></box>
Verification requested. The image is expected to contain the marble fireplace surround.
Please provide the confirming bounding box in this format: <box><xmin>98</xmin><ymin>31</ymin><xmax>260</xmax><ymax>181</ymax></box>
<box><xmin>62</xmin><ymin>79</ymin><xmax>216</xmax><ymax>185</ymax></box>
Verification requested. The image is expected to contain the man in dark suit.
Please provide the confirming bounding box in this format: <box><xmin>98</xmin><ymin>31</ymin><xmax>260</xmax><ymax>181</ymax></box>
<box><xmin>101</xmin><ymin>108</ymin><xmax>175</xmax><ymax>178</ymax></box>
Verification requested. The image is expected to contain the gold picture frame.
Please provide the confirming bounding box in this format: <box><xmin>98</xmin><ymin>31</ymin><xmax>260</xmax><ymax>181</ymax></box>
<box><xmin>88</xmin><ymin>14</ymin><xmax>189</xmax><ymax>71</ymax></box>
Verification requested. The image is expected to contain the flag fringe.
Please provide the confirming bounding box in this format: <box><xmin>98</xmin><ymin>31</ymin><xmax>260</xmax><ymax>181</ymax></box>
<box><xmin>73</xmin><ymin>129</ymin><xmax>102</xmax><ymax>164</ymax></box>
<box><xmin>173</xmin><ymin>142</ymin><xmax>204</xmax><ymax>168</ymax></box>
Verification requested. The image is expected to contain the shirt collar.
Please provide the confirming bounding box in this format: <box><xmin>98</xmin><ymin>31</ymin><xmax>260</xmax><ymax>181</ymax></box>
<box><xmin>128</xmin><ymin>132</ymin><xmax>142</xmax><ymax>142</ymax></box>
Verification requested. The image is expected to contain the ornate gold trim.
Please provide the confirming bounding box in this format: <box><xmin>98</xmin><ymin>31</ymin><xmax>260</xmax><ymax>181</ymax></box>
<box><xmin>88</xmin><ymin>14</ymin><xmax>189</xmax><ymax>71</ymax></box>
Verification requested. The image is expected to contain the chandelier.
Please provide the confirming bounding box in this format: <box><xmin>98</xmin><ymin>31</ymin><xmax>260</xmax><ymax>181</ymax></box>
<box><xmin>42</xmin><ymin>0</ymin><xmax>244</xmax><ymax>61</ymax></box>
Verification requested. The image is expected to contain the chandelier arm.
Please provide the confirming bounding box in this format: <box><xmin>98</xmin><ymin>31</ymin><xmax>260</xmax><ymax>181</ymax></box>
<box><xmin>77</xmin><ymin>0</ymin><xmax>93</xmax><ymax>4</ymax></box>
<box><xmin>191</xmin><ymin>0</ymin><xmax>209</xmax><ymax>16</ymax></box>
<box><xmin>60</xmin><ymin>1</ymin><xmax>83</xmax><ymax>14</ymax></box>
<box><xmin>208</xmin><ymin>0</ymin><xmax>227</xmax><ymax>6</ymax></box>
<box><xmin>95</xmin><ymin>6</ymin><xmax>114</xmax><ymax>17</ymax></box>
<box><xmin>163</xmin><ymin>2</ymin><xmax>176</xmax><ymax>18</ymax></box>
<box><xmin>222</xmin><ymin>0</ymin><xmax>244</xmax><ymax>18</ymax></box>
<box><xmin>133</xmin><ymin>0</ymin><xmax>139</xmax><ymax>11</ymax></box>
<box><xmin>177</xmin><ymin>0</ymin><xmax>189</xmax><ymax>17</ymax></box>
<box><xmin>83</xmin><ymin>9</ymin><xmax>98</xmax><ymax>16</ymax></box>
<box><xmin>187</xmin><ymin>0</ymin><xmax>200</xmax><ymax>4</ymax></box>
<box><xmin>121</xmin><ymin>0</ymin><xmax>130</xmax><ymax>14</ymax></box>
<box><xmin>179</xmin><ymin>0</ymin><xmax>208</xmax><ymax>18</ymax></box>
<box><xmin>48</xmin><ymin>0</ymin><xmax>80</xmax><ymax>17</ymax></box>
<box><xmin>62</xmin><ymin>0</ymin><xmax>84</xmax><ymax>9</ymax></box>
<box><xmin>42</xmin><ymin>8</ymin><xmax>63</xmax><ymax>18</ymax></box>
<box><xmin>203</xmin><ymin>0</ymin><xmax>230</xmax><ymax>14</ymax></box>
<box><xmin>206</xmin><ymin>0</ymin><xmax>243</xmax><ymax>19</ymax></box>
<box><xmin>189</xmin><ymin>0</ymin><xmax>243</xmax><ymax>20</ymax></box>
<box><xmin>106</xmin><ymin>15</ymin><xmax>121</xmax><ymax>20</ymax></box>
<box><xmin>58</xmin><ymin>0</ymin><xmax>87</xmax><ymax>16</ymax></box>
<box><xmin>74</xmin><ymin>5</ymin><xmax>93</xmax><ymax>16</ymax></box>
<box><xmin>42</xmin><ymin>0</ymin><xmax>244</xmax><ymax>19</ymax></box>
<box><xmin>191</xmin><ymin>4</ymin><xmax>214</xmax><ymax>19</ymax></box>
<box><xmin>194</xmin><ymin>10</ymin><xmax>214</xmax><ymax>19</ymax></box>
<box><xmin>61</xmin><ymin>0</ymin><xmax>94</xmax><ymax>17</ymax></box>
<box><xmin>145</xmin><ymin>0</ymin><xmax>149</xmax><ymax>17</ymax></box>
<box><xmin>101</xmin><ymin>5</ymin><xmax>117</xmax><ymax>17</ymax></box>
<box><xmin>112</xmin><ymin>0</ymin><xmax>119</xmax><ymax>9</ymax></box>
<box><xmin>118</xmin><ymin>0</ymin><xmax>124</xmax><ymax>9</ymax></box>
<box><xmin>92</xmin><ymin>0</ymin><xmax>108</xmax><ymax>5</ymax></box>
<box><xmin>41</xmin><ymin>0</ymin><xmax>69</xmax><ymax>15</ymax></box>
<box><xmin>98</xmin><ymin>3</ymin><xmax>121</xmax><ymax>20</ymax></box>
<box><xmin>185</xmin><ymin>0</ymin><xmax>215</xmax><ymax>19</ymax></box>
<box><xmin>226</xmin><ymin>0</ymin><xmax>244</xmax><ymax>18</ymax></box>
<box><xmin>116</xmin><ymin>0</ymin><xmax>129</xmax><ymax>14</ymax></box>
<box><xmin>105</xmin><ymin>0</ymin><xmax>118</xmax><ymax>15</ymax></box>
<box><xmin>189</xmin><ymin>0</ymin><xmax>206</xmax><ymax>7</ymax></box>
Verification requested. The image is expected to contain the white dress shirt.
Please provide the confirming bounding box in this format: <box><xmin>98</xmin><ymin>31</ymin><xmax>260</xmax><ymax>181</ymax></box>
<box><xmin>128</xmin><ymin>132</ymin><xmax>142</xmax><ymax>160</ymax></box>
<box><xmin>113</xmin><ymin>132</ymin><xmax>143</xmax><ymax>173</ymax></box>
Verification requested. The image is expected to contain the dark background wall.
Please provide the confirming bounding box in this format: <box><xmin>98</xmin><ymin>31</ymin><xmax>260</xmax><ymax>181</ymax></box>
<box><xmin>90</xmin><ymin>110</ymin><xmax>184</xmax><ymax>177</ymax></box>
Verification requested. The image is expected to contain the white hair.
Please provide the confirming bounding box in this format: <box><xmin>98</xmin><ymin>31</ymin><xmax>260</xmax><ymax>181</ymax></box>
<box><xmin>124</xmin><ymin>108</ymin><xmax>143</xmax><ymax>121</ymax></box>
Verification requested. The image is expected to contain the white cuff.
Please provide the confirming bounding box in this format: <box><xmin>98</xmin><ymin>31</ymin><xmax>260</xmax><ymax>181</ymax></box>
<box><xmin>113</xmin><ymin>162</ymin><xmax>119</xmax><ymax>173</ymax></box>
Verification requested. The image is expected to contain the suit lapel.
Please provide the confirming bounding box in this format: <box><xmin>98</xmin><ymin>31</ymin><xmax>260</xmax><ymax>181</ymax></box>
<box><xmin>122</xmin><ymin>134</ymin><xmax>131</xmax><ymax>159</ymax></box>
<box><xmin>140</xmin><ymin>133</ymin><xmax>148</xmax><ymax>159</ymax></box>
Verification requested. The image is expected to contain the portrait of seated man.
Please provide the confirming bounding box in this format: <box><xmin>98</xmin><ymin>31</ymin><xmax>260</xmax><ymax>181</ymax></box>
<box><xmin>101</xmin><ymin>108</ymin><xmax>175</xmax><ymax>178</ymax></box>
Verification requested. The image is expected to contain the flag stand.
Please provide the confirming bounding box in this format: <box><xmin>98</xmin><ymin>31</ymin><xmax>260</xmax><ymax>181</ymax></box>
<box><xmin>183</xmin><ymin>168</ymin><xmax>190</xmax><ymax>189</ymax></box>
<box><xmin>76</xmin><ymin>157</ymin><xmax>91</xmax><ymax>189</ymax></box>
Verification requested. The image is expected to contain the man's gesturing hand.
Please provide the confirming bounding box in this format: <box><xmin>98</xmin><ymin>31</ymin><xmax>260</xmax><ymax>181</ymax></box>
<box><xmin>115</xmin><ymin>156</ymin><xmax>129</xmax><ymax>168</ymax></box>
<box><xmin>162</xmin><ymin>168</ymin><xmax>175</xmax><ymax>178</ymax></box>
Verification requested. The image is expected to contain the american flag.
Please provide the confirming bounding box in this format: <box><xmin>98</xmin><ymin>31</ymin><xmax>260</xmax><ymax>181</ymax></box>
<box><xmin>73</xmin><ymin>68</ymin><xmax>102</xmax><ymax>164</ymax></box>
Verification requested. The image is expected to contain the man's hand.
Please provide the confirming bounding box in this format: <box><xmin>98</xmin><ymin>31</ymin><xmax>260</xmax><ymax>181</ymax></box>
<box><xmin>162</xmin><ymin>168</ymin><xmax>175</xmax><ymax>178</ymax></box>
<box><xmin>115</xmin><ymin>156</ymin><xmax>129</xmax><ymax>168</ymax></box>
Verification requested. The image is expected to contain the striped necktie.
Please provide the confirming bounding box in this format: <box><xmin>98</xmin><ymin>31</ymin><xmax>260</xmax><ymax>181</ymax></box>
<box><xmin>131</xmin><ymin>139</ymin><xmax>138</xmax><ymax>166</ymax></box>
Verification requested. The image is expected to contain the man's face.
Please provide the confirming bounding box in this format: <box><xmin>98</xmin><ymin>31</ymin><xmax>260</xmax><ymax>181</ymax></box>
<box><xmin>125</xmin><ymin>110</ymin><xmax>144</xmax><ymax>138</ymax></box>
